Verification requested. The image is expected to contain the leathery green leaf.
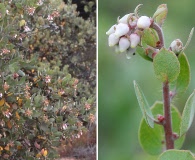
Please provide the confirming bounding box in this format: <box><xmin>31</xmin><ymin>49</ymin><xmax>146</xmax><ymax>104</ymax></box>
<box><xmin>153</xmin><ymin>48</ymin><xmax>180</xmax><ymax>82</ymax></box>
<box><xmin>142</xmin><ymin>28</ymin><xmax>159</xmax><ymax>48</ymax></box>
<box><xmin>136</xmin><ymin>46</ymin><xmax>153</xmax><ymax>62</ymax></box>
<box><xmin>139</xmin><ymin>101</ymin><xmax>185</xmax><ymax>155</ymax></box>
<box><xmin>158</xmin><ymin>150</ymin><xmax>195</xmax><ymax>160</ymax></box>
<box><xmin>180</xmin><ymin>90</ymin><xmax>195</xmax><ymax>136</ymax></box>
<box><xmin>175</xmin><ymin>52</ymin><xmax>190</xmax><ymax>93</ymax></box>
<box><xmin>134</xmin><ymin>81</ymin><xmax>154</xmax><ymax>128</ymax></box>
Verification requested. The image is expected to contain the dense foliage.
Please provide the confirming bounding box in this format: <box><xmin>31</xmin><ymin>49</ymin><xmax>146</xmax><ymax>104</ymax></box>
<box><xmin>0</xmin><ymin>0</ymin><xmax>96</xmax><ymax>159</ymax></box>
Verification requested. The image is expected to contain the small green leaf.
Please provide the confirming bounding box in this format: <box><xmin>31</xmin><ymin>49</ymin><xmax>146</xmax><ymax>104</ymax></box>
<box><xmin>139</xmin><ymin>101</ymin><xmax>185</xmax><ymax>155</ymax></box>
<box><xmin>54</xmin><ymin>131</ymin><xmax>63</xmax><ymax>137</ymax></box>
<box><xmin>180</xmin><ymin>90</ymin><xmax>195</xmax><ymax>136</ymax></box>
<box><xmin>0</xmin><ymin>3</ymin><xmax>6</xmax><ymax>21</ymax></box>
<box><xmin>56</xmin><ymin>116</ymin><xmax>63</xmax><ymax>123</ymax></box>
<box><xmin>153</xmin><ymin>48</ymin><xmax>180</xmax><ymax>82</ymax></box>
<box><xmin>32</xmin><ymin>111</ymin><xmax>41</xmax><ymax>118</ymax></box>
<box><xmin>175</xmin><ymin>52</ymin><xmax>190</xmax><ymax>93</ymax></box>
<box><xmin>18</xmin><ymin>70</ymin><xmax>26</xmax><ymax>77</ymax></box>
<box><xmin>153</xmin><ymin>4</ymin><xmax>168</xmax><ymax>26</ymax></box>
<box><xmin>158</xmin><ymin>150</ymin><xmax>195</xmax><ymax>160</ymax></box>
<box><xmin>40</xmin><ymin>123</ymin><xmax>49</xmax><ymax>132</ymax></box>
<box><xmin>136</xmin><ymin>46</ymin><xmax>153</xmax><ymax>62</ymax></box>
<box><xmin>142</xmin><ymin>28</ymin><xmax>159</xmax><ymax>48</ymax></box>
<box><xmin>9</xmin><ymin>62</ymin><xmax>20</xmax><ymax>73</ymax></box>
<box><xmin>134</xmin><ymin>81</ymin><xmax>154</xmax><ymax>128</ymax></box>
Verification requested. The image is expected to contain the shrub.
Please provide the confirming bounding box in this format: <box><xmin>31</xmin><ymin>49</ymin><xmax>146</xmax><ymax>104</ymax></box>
<box><xmin>0</xmin><ymin>0</ymin><xmax>96</xmax><ymax>159</ymax></box>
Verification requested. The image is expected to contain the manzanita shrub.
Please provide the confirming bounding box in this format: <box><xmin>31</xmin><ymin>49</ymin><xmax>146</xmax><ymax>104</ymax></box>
<box><xmin>106</xmin><ymin>4</ymin><xmax>195</xmax><ymax>159</ymax></box>
<box><xmin>0</xmin><ymin>0</ymin><xmax>96</xmax><ymax>159</ymax></box>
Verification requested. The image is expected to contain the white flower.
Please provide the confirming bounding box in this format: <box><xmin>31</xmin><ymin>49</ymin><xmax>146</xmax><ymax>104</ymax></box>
<box><xmin>129</xmin><ymin>33</ymin><xmax>140</xmax><ymax>48</ymax></box>
<box><xmin>24</xmin><ymin>26</ymin><xmax>31</xmax><ymax>32</ymax></box>
<box><xmin>6</xmin><ymin>10</ymin><xmax>9</xmax><ymax>15</ymax></box>
<box><xmin>119</xmin><ymin>37</ymin><xmax>131</xmax><ymax>52</ymax></box>
<box><xmin>114</xmin><ymin>23</ymin><xmax>129</xmax><ymax>37</ymax></box>
<box><xmin>137</xmin><ymin>16</ymin><xmax>151</xmax><ymax>29</ymax></box>
<box><xmin>37</xmin><ymin>0</ymin><xmax>43</xmax><ymax>6</ymax></box>
<box><xmin>106</xmin><ymin>24</ymin><xmax>116</xmax><ymax>35</ymax></box>
<box><xmin>118</xmin><ymin>14</ymin><xmax>130</xmax><ymax>24</ymax></box>
<box><xmin>45</xmin><ymin>75</ymin><xmax>51</xmax><ymax>83</ymax></box>
<box><xmin>108</xmin><ymin>33</ymin><xmax>120</xmax><ymax>46</ymax></box>
<box><xmin>47</xmin><ymin>15</ymin><xmax>54</xmax><ymax>22</ymax></box>
<box><xmin>62</xmin><ymin>123</ymin><xmax>68</xmax><ymax>130</ymax></box>
<box><xmin>170</xmin><ymin>39</ymin><xmax>183</xmax><ymax>53</ymax></box>
<box><xmin>26</xmin><ymin>7</ymin><xmax>36</xmax><ymax>16</ymax></box>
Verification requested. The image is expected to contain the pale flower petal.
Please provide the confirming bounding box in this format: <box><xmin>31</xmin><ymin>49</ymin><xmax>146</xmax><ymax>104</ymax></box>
<box><xmin>108</xmin><ymin>33</ymin><xmax>120</xmax><ymax>46</ymax></box>
<box><xmin>106</xmin><ymin>24</ymin><xmax>117</xmax><ymax>35</ymax></box>
<box><xmin>114</xmin><ymin>23</ymin><xmax>129</xmax><ymax>37</ymax></box>
<box><xmin>119</xmin><ymin>37</ymin><xmax>131</xmax><ymax>52</ymax></box>
<box><xmin>137</xmin><ymin>16</ymin><xmax>151</xmax><ymax>29</ymax></box>
<box><xmin>119</xmin><ymin>14</ymin><xmax>130</xmax><ymax>24</ymax></box>
<box><xmin>130</xmin><ymin>33</ymin><xmax>140</xmax><ymax>48</ymax></box>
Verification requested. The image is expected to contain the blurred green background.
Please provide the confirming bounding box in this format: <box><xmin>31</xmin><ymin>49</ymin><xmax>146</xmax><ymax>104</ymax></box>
<box><xmin>98</xmin><ymin>0</ymin><xmax>195</xmax><ymax>160</ymax></box>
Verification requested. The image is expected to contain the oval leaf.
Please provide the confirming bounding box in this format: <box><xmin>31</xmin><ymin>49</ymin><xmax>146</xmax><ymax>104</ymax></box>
<box><xmin>153</xmin><ymin>48</ymin><xmax>180</xmax><ymax>82</ymax></box>
<box><xmin>180</xmin><ymin>90</ymin><xmax>195</xmax><ymax>136</ymax></box>
<box><xmin>136</xmin><ymin>46</ymin><xmax>153</xmax><ymax>62</ymax></box>
<box><xmin>142</xmin><ymin>28</ymin><xmax>159</xmax><ymax>48</ymax></box>
<box><xmin>175</xmin><ymin>52</ymin><xmax>190</xmax><ymax>93</ymax></box>
<box><xmin>153</xmin><ymin>4</ymin><xmax>168</xmax><ymax>27</ymax></box>
<box><xmin>139</xmin><ymin>101</ymin><xmax>185</xmax><ymax>155</ymax></box>
<box><xmin>134</xmin><ymin>80</ymin><xmax>154</xmax><ymax>128</ymax></box>
<box><xmin>158</xmin><ymin>150</ymin><xmax>195</xmax><ymax>160</ymax></box>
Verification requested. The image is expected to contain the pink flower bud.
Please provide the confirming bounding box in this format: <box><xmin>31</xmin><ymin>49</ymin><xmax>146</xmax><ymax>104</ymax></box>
<box><xmin>169</xmin><ymin>39</ymin><xmax>183</xmax><ymax>53</ymax></box>
<box><xmin>137</xmin><ymin>16</ymin><xmax>151</xmax><ymax>29</ymax></box>
<box><xmin>129</xmin><ymin>33</ymin><xmax>140</xmax><ymax>48</ymax></box>
<box><xmin>119</xmin><ymin>14</ymin><xmax>130</xmax><ymax>24</ymax></box>
<box><xmin>108</xmin><ymin>33</ymin><xmax>120</xmax><ymax>46</ymax></box>
<box><xmin>119</xmin><ymin>37</ymin><xmax>131</xmax><ymax>52</ymax></box>
<box><xmin>106</xmin><ymin>24</ymin><xmax>117</xmax><ymax>35</ymax></box>
<box><xmin>114</xmin><ymin>23</ymin><xmax>129</xmax><ymax>37</ymax></box>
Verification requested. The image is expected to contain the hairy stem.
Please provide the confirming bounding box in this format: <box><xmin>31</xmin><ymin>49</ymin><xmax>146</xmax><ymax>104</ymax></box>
<box><xmin>163</xmin><ymin>81</ymin><xmax>174</xmax><ymax>149</ymax></box>
<box><xmin>151</xmin><ymin>22</ymin><xmax>165</xmax><ymax>48</ymax></box>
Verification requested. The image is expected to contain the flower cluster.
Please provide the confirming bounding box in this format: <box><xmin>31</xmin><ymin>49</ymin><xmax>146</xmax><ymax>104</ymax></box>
<box><xmin>26</xmin><ymin>7</ymin><xmax>36</xmax><ymax>16</ymax></box>
<box><xmin>47</xmin><ymin>10</ymin><xmax>60</xmax><ymax>22</ymax></box>
<box><xmin>106</xmin><ymin>13</ymin><xmax>151</xmax><ymax>56</ymax></box>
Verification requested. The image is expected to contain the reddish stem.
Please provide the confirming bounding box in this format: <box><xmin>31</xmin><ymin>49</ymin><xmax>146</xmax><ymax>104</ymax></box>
<box><xmin>163</xmin><ymin>81</ymin><xmax>174</xmax><ymax>149</ymax></box>
<box><xmin>151</xmin><ymin>21</ymin><xmax>174</xmax><ymax>149</ymax></box>
<box><xmin>150</xmin><ymin>22</ymin><xmax>165</xmax><ymax>48</ymax></box>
